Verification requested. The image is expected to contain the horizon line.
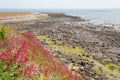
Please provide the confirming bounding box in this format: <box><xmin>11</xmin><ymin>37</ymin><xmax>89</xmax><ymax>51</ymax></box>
<box><xmin>0</xmin><ymin>8</ymin><xmax>120</xmax><ymax>10</ymax></box>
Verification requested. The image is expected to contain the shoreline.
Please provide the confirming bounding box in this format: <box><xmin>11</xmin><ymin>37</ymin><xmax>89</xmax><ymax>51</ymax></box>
<box><xmin>0</xmin><ymin>12</ymin><xmax>120</xmax><ymax>27</ymax></box>
<box><xmin>0</xmin><ymin>12</ymin><xmax>120</xmax><ymax>80</ymax></box>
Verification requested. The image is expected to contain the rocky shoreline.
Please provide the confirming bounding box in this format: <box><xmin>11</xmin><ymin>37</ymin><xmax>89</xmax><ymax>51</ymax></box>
<box><xmin>2</xmin><ymin>12</ymin><xmax>120</xmax><ymax>80</ymax></box>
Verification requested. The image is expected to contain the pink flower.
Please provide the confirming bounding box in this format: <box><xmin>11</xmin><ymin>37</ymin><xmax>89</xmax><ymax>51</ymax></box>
<box><xmin>0</xmin><ymin>52</ymin><xmax>11</xmax><ymax>61</ymax></box>
<box><xmin>6</xmin><ymin>66</ymin><xmax>10</xmax><ymax>71</ymax></box>
<box><xmin>18</xmin><ymin>70</ymin><xmax>24</xmax><ymax>75</ymax></box>
<box><xmin>44</xmin><ymin>68</ymin><xmax>50</xmax><ymax>76</ymax></box>
<box><xmin>18</xmin><ymin>57</ymin><xmax>29</xmax><ymax>63</ymax></box>
<box><xmin>24</xmin><ymin>64</ymin><xmax>36</xmax><ymax>78</ymax></box>
<box><xmin>0</xmin><ymin>41</ymin><xmax>4</xmax><ymax>46</ymax></box>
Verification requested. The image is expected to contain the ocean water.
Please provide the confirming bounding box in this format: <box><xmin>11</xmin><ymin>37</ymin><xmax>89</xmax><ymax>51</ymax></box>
<box><xmin>0</xmin><ymin>9</ymin><xmax>120</xmax><ymax>24</ymax></box>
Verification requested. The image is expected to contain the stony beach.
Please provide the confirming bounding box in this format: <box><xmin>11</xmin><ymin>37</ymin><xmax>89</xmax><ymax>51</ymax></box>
<box><xmin>1</xmin><ymin>12</ymin><xmax>120</xmax><ymax>80</ymax></box>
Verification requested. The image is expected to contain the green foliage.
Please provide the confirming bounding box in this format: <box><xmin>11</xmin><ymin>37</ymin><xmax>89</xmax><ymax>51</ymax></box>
<box><xmin>0</xmin><ymin>26</ymin><xmax>5</xmax><ymax>40</ymax></box>
<box><xmin>0</xmin><ymin>61</ymin><xmax>22</xmax><ymax>80</ymax></box>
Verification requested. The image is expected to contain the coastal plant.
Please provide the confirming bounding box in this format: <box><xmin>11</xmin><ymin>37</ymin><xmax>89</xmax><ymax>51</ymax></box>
<box><xmin>0</xmin><ymin>27</ymin><xmax>37</xmax><ymax>80</ymax></box>
<box><xmin>0</xmin><ymin>26</ymin><xmax>5</xmax><ymax>40</ymax></box>
<box><xmin>0</xmin><ymin>26</ymin><xmax>82</xmax><ymax>80</ymax></box>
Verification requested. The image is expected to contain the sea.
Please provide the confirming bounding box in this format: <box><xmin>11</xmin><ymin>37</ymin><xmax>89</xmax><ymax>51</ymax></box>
<box><xmin>0</xmin><ymin>9</ymin><xmax>120</xmax><ymax>25</ymax></box>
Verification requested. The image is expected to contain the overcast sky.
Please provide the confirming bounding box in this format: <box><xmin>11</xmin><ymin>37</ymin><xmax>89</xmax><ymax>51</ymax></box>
<box><xmin>0</xmin><ymin>0</ymin><xmax>120</xmax><ymax>9</ymax></box>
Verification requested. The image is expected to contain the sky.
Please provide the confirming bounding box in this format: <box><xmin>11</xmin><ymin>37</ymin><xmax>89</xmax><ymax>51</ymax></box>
<box><xmin>0</xmin><ymin>0</ymin><xmax>120</xmax><ymax>9</ymax></box>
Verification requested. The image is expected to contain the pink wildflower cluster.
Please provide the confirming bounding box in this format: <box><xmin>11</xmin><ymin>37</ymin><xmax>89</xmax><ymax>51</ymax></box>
<box><xmin>22</xmin><ymin>33</ymin><xmax>82</xmax><ymax>80</ymax></box>
<box><xmin>19</xmin><ymin>64</ymin><xmax>36</xmax><ymax>78</ymax></box>
<box><xmin>0</xmin><ymin>33</ymin><xmax>36</xmax><ymax>79</ymax></box>
<box><xmin>0</xmin><ymin>28</ymin><xmax>82</xmax><ymax>80</ymax></box>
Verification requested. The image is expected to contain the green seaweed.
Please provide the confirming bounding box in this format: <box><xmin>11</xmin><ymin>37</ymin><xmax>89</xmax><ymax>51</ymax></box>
<box><xmin>105</xmin><ymin>63</ymin><xmax>120</xmax><ymax>73</ymax></box>
<box><xmin>93</xmin><ymin>66</ymin><xmax>101</xmax><ymax>73</ymax></box>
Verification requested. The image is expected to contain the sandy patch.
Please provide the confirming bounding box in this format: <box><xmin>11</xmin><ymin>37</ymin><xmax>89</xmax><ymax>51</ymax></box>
<box><xmin>0</xmin><ymin>12</ymin><xmax>31</xmax><ymax>18</ymax></box>
<box><xmin>0</xmin><ymin>12</ymin><xmax>48</xmax><ymax>24</ymax></box>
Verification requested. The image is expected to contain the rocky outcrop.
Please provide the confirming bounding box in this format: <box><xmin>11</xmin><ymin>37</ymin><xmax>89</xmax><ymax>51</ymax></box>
<box><xmin>5</xmin><ymin>13</ymin><xmax>120</xmax><ymax>80</ymax></box>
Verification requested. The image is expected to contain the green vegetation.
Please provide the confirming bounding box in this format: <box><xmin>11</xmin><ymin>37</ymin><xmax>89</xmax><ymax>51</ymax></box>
<box><xmin>37</xmin><ymin>35</ymin><xmax>85</xmax><ymax>54</ymax></box>
<box><xmin>105</xmin><ymin>63</ymin><xmax>120</xmax><ymax>73</ymax></box>
<box><xmin>0</xmin><ymin>26</ymin><xmax>5</xmax><ymax>40</ymax></box>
